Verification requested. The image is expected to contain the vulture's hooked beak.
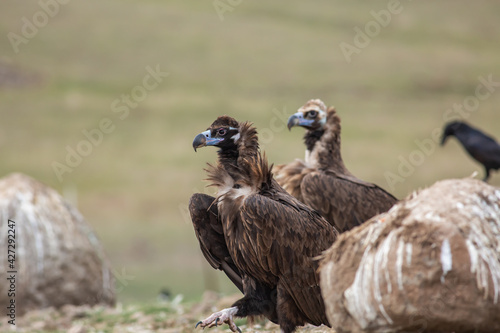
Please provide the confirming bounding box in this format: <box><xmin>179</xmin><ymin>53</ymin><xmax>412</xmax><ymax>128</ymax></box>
<box><xmin>287</xmin><ymin>112</ymin><xmax>314</xmax><ymax>131</ymax></box>
<box><xmin>192</xmin><ymin>130</ymin><xmax>224</xmax><ymax>152</ymax></box>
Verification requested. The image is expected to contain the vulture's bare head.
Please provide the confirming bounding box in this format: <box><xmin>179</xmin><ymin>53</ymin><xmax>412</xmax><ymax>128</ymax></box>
<box><xmin>287</xmin><ymin>99</ymin><xmax>328</xmax><ymax>131</ymax></box>
<box><xmin>192</xmin><ymin>116</ymin><xmax>241</xmax><ymax>152</ymax></box>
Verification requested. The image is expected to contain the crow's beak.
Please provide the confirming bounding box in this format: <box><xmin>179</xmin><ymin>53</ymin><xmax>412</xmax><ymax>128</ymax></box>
<box><xmin>287</xmin><ymin>112</ymin><xmax>314</xmax><ymax>131</ymax></box>
<box><xmin>192</xmin><ymin>130</ymin><xmax>224</xmax><ymax>152</ymax></box>
<box><xmin>440</xmin><ymin>134</ymin><xmax>449</xmax><ymax>146</ymax></box>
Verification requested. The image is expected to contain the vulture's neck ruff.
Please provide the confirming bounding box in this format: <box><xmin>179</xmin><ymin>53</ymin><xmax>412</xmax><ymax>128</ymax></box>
<box><xmin>207</xmin><ymin>121</ymin><xmax>273</xmax><ymax>205</ymax></box>
<box><xmin>304</xmin><ymin>109</ymin><xmax>349</xmax><ymax>174</ymax></box>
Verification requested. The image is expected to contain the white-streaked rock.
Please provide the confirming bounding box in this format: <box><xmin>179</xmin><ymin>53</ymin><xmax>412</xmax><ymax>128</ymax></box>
<box><xmin>0</xmin><ymin>173</ymin><xmax>115</xmax><ymax>315</ymax></box>
<box><xmin>319</xmin><ymin>178</ymin><xmax>500</xmax><ymax>333</ymax></box>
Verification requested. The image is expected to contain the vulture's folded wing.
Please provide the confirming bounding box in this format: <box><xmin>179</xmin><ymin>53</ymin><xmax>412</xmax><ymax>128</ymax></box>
<box><xmin>301</xmin><ymin>171</ymin><xmax>397</xmax><ymax>232</ymax></box>
<box><xmin>238</xmin><ymin>191</ymin><xmax>337</xmax><ymax>325</ymax></box>
<box><xmin>189</xmin><ymin>193</ymin><xmax>243</xmax><ymax>292</ymax></box>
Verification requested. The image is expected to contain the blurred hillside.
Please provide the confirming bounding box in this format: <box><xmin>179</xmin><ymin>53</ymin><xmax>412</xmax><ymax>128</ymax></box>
<box><xmin>0</xmin><ymin>0</ymin><xmax>499</xmax><ymax>304</ymax></box>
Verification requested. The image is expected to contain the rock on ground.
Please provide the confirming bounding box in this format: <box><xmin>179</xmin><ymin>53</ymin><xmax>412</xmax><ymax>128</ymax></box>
<box><xmin>319</xmin><ymin>178</ymin><xmax>500</xmax><ymax>333</ymax></box>
<box><xmin>0</xmin><ymin>173</ymin><xmax>115</xmax><ymax>316</ymax></box>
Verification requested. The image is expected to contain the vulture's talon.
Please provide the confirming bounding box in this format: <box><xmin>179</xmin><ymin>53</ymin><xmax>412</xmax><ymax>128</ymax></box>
<box><xmin>195</xmin><ymin>321</ymin><xmax>202</xmax><ymax>329</ymax></box>
<box><xmin>195</xmin><ymin>307</ymin><xmax>239</xmax><ymax>332</ymax></box>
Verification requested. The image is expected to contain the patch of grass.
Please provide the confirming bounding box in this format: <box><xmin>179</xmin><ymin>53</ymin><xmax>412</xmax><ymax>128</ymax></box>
<box><xmin>14</xmin><ymin>296</ymin><xmax>333</xmax><ymax>333</ymax></box>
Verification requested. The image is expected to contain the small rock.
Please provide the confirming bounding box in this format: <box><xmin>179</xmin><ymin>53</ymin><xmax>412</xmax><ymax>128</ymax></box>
<box><xmin>68</xmin><ymin>323</ymin><xmax>87</xmax><ymax>333</ymax></box>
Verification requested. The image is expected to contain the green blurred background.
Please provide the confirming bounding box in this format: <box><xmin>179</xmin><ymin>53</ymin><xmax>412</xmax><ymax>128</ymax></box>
<box><xmin>1</xmin><ymin>0</ymin><xmax>499</xmax><ymax>304</ymax></box>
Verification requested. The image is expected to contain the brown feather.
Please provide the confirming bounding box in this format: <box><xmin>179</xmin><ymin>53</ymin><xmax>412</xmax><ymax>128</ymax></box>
<box><xmin>189</xmin><ymin>193</ymin><xmax>244</xmax><ymax>293</ymax></box>
<box><xmin>276</xmin><ymin>101</ymin><xmax>397</xmax><ymax>232</ymax></box>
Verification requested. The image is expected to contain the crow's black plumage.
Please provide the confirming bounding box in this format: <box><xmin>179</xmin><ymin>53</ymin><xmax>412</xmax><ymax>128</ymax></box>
<box><xmin>441</xmin><ymin>121</ymin><xmax>500</xmax><ymax>182</ymax></box>
<box><xmin>189</xmin><ymin>116</ymin><xmax>338</xmax><ymax>333</ymax></box>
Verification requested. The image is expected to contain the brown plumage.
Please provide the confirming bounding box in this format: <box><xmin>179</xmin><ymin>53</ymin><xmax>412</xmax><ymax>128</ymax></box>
<box><xmin>190</xmin><ymin>116</ymin><xmax>338</xmax><ymax>333</ymax></box>
<box><xmin>275</xmin><ymin>99</ymin><xmax>397</xmax><ymax>232</ymax></box>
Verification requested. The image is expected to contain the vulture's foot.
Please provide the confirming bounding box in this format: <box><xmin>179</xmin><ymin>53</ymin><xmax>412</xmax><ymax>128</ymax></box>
<box><xmin>195</xmin><ymin>306</ymin><xmax>241</xmax><ymax>333</ymax></box>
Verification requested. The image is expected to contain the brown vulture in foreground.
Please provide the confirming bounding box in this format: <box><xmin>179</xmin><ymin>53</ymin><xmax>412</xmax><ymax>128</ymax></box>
<box><xmin>274</xmin><ymin>99</ymin><xmax>397</xmax><ymax>233</ymax></box>
<box><xmin>189</xmin><ymin>116</ymin><xmax>338</xmax><ymax>333</ymax></box>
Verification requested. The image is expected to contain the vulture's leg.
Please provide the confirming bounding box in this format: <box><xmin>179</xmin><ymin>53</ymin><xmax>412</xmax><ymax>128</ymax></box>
<box><xmin>195</xmin><ymin>282</ymin><xmax>278</xmax><ymax>332</ymax></box>
<box><xmin>231</xmin><ymin>284</ymin><xmax>278</xmax><ymax>323</ymax></box>
<box><xmin>189</xmin><ymin>193</ymin><xmax>243</xmax><ymax>292</ymax></box>
<box><xmin>483</xmin><ymin>167</ymin><xmax>491</xmax><ymax>182</ymax></box>
<box><xmin>276</xmin><ymin>284</ymin><xmax>305</xmax><ymax>333</ymax></box>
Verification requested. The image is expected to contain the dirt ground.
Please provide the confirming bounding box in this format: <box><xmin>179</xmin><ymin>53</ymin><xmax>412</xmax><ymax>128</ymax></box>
<box><xmin>5</xmin><ymin>292</ymin><xmax>335</xmax><ymax>333</ymax></box>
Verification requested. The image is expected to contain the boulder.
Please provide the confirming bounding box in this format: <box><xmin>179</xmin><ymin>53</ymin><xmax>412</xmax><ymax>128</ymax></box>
<box><xmin>319</xmin><ymin>178</ymin><xmax>500</xmax><ymax>332</ymax></box>
<box><xmin>0</xmin><ymin>173</ymin><xmax>115</xmax><ymax>315</ymax></box>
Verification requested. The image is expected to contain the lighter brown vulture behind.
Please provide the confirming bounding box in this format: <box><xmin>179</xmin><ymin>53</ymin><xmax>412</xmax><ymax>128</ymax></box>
<box><xmin>275</xmin><ymin>99</ymin><xmax>397</xmax><ymax>232</ymax></box>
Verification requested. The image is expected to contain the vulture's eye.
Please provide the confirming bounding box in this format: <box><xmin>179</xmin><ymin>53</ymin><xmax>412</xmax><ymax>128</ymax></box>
<box><xmin>217</xmin><ymin>128</ymin><xmax>227</xmax><ymax>136</ymax></box>
<box><xmin>308</xmin><ymin>111</ymin><xmax>317</xmax><ymax>118</ymax></box>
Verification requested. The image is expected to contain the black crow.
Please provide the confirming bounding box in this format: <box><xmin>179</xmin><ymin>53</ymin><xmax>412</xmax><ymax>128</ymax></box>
<box><xmin>441</xmin><ymin>121</ymin><xmax>500</xmax><ymax>181</ymax></box>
